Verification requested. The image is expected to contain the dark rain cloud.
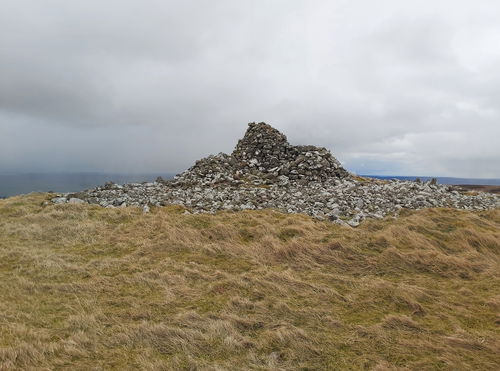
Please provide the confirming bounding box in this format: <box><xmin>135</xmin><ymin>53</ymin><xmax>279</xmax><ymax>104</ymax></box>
<box><xmin>1</xmin><ymin>0</ymin><xmax>499</xmax><ymax>177</ymax></box>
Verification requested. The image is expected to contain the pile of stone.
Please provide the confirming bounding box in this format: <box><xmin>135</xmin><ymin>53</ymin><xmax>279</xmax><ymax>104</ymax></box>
<box><xmin>173</xmin><ymin>122</ymin><xmax>349</xmax><ymax>186</ymax></box>
<box><xmin>232</xmin><ymin>122</ymin><xmax>349</xmax><ymax>182</ymax></box>
<box><xmin>52</xmin><ymin>122</ymin><xmax>499</xmax><ymax>226</ymax></box>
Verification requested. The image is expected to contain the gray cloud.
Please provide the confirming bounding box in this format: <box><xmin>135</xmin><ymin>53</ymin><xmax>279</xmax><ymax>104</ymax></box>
<box><xmin>1</xmin><ymin>0</ymin><xmax>499</xmax><ymax>177</ymax></box>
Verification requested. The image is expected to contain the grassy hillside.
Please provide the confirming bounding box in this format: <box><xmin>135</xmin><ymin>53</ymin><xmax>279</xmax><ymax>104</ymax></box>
<box><xmin>0</xmin><ymin>193</ymin><xmax>499</xmax><ymax>370</ymax></box>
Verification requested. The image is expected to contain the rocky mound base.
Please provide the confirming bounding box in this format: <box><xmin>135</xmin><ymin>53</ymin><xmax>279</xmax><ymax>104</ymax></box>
<box><xmin>52</xmin><ymin>122</ymin><xmax>499</xmax><ymax>226</ymax></box>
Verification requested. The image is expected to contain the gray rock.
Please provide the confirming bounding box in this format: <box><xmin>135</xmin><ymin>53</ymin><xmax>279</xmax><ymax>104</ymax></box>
<box><xmin>347</xmin><ymin>216</ymin><xmax>360</xmax><ymax>227</ymax></box>
<box><xmin>52</xmin><ymin>197</ymin><xmax>67</xmax><ymax>204</ymax></box>
<box><xmin>355</xmin><ymin>199</ymin><xmax>364</xmax><ymax>209</ymax></box>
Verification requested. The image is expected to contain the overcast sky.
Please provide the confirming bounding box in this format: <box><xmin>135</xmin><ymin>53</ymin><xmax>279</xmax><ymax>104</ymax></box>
<box><xmin>1</xmin><ymin>0</ymin><xmax>499</xmax><ymax>177</ymax></box>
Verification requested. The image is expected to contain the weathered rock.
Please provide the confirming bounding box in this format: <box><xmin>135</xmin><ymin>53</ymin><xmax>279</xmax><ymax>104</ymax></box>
<box><xmin>52</xmin><ymin>197</ymin><xmax>67</xmax><ymax>204</ymax></box>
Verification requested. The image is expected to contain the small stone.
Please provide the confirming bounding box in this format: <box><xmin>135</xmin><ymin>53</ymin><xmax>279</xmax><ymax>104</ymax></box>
<box><xmin>347</xmin><ymin>215</ymin><xmax>361</xmax><ymax>227</ymax></box>
<box><xmin>347</xmin><ymin>219</ymin><xmax>360</xmax><ymax>228</ymax></box>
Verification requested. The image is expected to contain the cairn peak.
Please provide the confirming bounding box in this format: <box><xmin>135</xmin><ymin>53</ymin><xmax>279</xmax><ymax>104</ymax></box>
<box><xmin>233</xmin><ymin>122</ymin><xmax>289</xmax><ymax>164</ymax></box>
<box><xmin>231</xmin><ymin>122</ymin><xmax>349</xmax><ymax>181</ymax></box>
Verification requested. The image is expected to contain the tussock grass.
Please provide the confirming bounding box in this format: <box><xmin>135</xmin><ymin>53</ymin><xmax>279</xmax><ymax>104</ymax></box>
<box><xmin>0</xmin><ymin>193</ymin><xmax>499</xmax><ymax>370</ymax></box>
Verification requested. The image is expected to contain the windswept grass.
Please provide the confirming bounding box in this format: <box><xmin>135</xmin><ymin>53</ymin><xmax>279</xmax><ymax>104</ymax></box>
<box><xmin>0</xmin><ymin>193</ymin><xmax>499</xmax><ymax>370</ymax></box>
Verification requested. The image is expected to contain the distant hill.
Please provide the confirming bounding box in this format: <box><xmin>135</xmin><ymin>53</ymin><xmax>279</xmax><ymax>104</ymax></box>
<box><xmin>363</xmin><ymin>175</ymin><xmax>500</xmax><ymax>185</ymax></box>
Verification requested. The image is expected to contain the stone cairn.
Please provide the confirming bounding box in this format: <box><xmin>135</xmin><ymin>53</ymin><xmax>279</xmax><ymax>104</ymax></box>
<box><xmin>52</xmin><ymin>122</ymin><xmax>499</xmax><ymax>226</ymax></box>
<box><xmin>173</xmin><ymin>122</ymin><xmax>349</xmax><ymax>186</ymax></box>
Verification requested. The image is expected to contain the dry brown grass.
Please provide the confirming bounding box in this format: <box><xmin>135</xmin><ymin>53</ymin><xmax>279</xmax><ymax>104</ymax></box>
<box><xmin>0</xmin><ymin>193</ymin><xmax>499</xmax><ymax>370</ymax></box>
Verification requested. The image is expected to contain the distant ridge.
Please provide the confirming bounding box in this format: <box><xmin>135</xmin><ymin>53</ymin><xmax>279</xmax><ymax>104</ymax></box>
<box><xmin>363</xmin><ymin>175</ymin><xmax>500</xmax><ymax>186</ymax></box>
